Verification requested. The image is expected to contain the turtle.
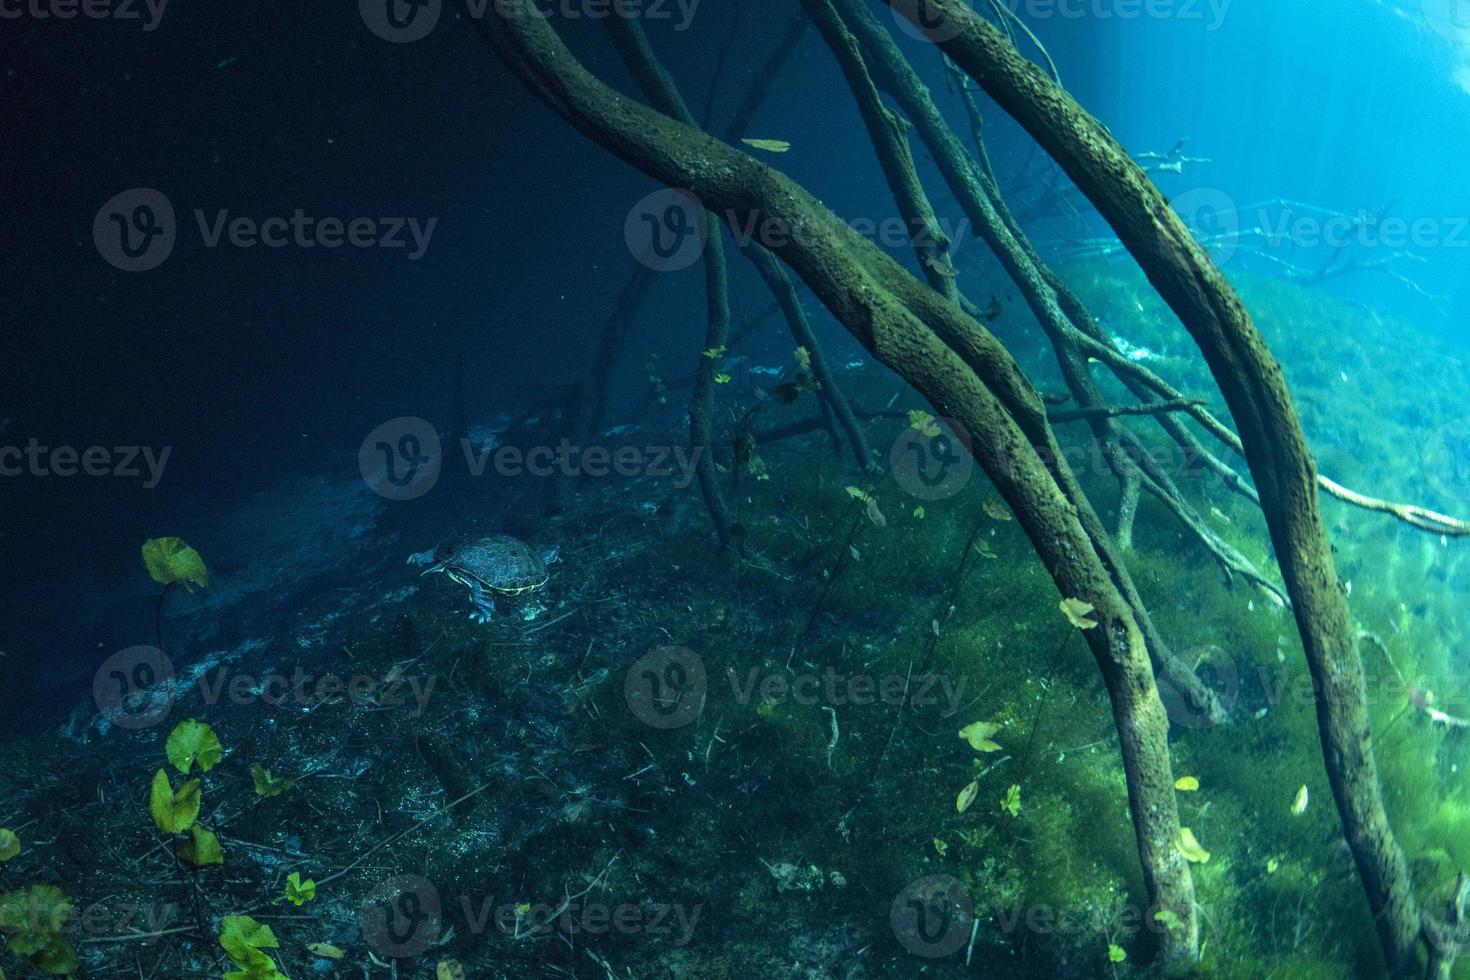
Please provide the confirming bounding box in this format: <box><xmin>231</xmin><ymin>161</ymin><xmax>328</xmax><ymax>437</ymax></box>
<box><xmin>407</xmin><ymin>534</ymin><xmax>559</xmax><ymax>623</ymax></box>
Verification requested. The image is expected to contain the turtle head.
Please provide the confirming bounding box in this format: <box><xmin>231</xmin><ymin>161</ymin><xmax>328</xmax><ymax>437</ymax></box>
<box><xmin>407</xmin><ymin>548</ymin><xmax>449</xmax><ymax>577</ymax></box>
<box><xmin>539</xmin><ymin>544</ymin><xmax>561</xmax><ymax>566</ymax></box>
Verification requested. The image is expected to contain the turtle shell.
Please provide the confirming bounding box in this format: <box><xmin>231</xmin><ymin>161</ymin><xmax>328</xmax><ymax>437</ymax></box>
<box><xmin>442</xmin><ymin>534</ymin><xmax>549</xmax><ymax>595</ymax></box>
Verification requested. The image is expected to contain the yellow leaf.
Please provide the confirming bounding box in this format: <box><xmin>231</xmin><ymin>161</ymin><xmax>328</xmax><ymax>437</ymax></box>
<box><xmin>1291</xmin><ymin>784</ymin><xmax>1309</xmax><ymax>815</ymax></box>
<box><xmin>1174</xmin><ymin>776</ymin><xmax>1200</xmax><ymax>792</ymax></box>
<box><xmin>714</xmin><ymin>373</ymin><xmax>732</xmax><ymax>384</ymax></box>
<box><xmin>1059</xmin><ymin>597</ymin><xmax>1099</xmax><ymax>630</ymax></box>
<box><xmin>999</xmin><ymin>784</ymin><xmax>1021</xmax><ymax>817</ymax></box>
<box><xmin>307</xmin><ymin>943</ymin><xmax>344</xmax><ymax>959</ymax></box>
<box><xmin>437</xmin><ymin>959</ymin><xmax>467</xmax><ymax>980</ymax></box>
<box><xmin>958</xmin><ymin>721</ymin><xmax>1002</xmax><ymax>753</ymax></box>
<box><xmin>0</xmin><ymin>829</ymin><xmax>18</xmax><ymax>861</ymax></box>
<box><xmin>741</xmin><ymin>138</ymin><xmax>791</xmax><ymax>153</ymax></box>
<box><xmin>906</xmin><ymin>409</ymin><xmax>941</xmax><ymax>438</ymax></box>
<box><xmin>956</xmin><ymin>780</ymin><xmax>979</xmax><ymax>814</ymax></box>
<box><xmin>1174</xmin><ymin>826</ymin><xmax>1211</xmax><ymax>863</ymax></box>
<box><xmin>793</xmin><ymin>346</ymin><xmax>811</xmax><ymax>371</ymax></box>
<box><xmin>141</xmin><ymin>537</ymin><xmax>209</xmax><ymax>591</ymax></box>
<box><xmin>982</xmin><ymin>496</ymin><xmax>1012</xmax><ymax>522</ymax></box>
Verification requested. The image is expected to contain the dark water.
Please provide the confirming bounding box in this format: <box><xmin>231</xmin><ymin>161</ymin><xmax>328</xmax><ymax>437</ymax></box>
<box><xmin>4</xmin><ymin>2</ymin><xmax>1470</xmax><ymax>977</ymax></box>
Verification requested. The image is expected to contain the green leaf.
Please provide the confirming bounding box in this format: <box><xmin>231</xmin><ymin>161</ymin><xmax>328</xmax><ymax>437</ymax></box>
<box><xmin>999</xmin><ymin>783</ymin><xmax>1021</xmax><ymax>817</ymax></box>
<box><xmin>142</xmin><ymin>536</ymin><xmax>209</xmax><ymax>591</ymax></box>
<box><xmin>251</xmin><ymin>764</ymin><xmax>295</xmax><ymax>798</ymax></box>
<box><xmin>1108</xmin><ymin>943</ymin><xmax>1127</xmax><ymax>963</ymax></box>
<box><xmin>166</xmin><ymin>719</ymin><xmax>223</xmax><ymax>774</ymax></box>
<box><xmin>906</xmin><ymin>409</ymin><xmax>941</xmax><ymax>438</ymax></box>
<box><xmin>1153</xmin><ymin>907</ymin><xmax>1185</xmax><ymax>935</ymax></box>
<box><xmin>219</xmin><ymin>915</ymin><xmax>289</xmax><ymax>979</ymax></box>
<box><xmin>180</xmin><ymin>825</ymin><xmax>224</xmax><ymax>867</ymax></box>
<box><xmin>148</xmin><ymin>769</ymin><xmax>201</xmax><ymax>835</ymax></box>
<box><xmin>285</xmin><ymin>871</ymin><xmax>317</xmax><ymax>906</ymax></box>
<box><xmin>958</xmin><ymin>720</ymin><xmax>1003</xmax><ymax>753</ymax></box>
<box><xmin>0</xmin><ymin>829</ymin><xmax>19</xmax><ymax>862</ymax></box>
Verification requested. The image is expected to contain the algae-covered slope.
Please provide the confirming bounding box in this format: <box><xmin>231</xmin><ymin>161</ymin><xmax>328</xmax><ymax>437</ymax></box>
<box><xmin>3</xmin><ymin>269</ymin><xmax>1469</xmax><ymax>978</ymax></box>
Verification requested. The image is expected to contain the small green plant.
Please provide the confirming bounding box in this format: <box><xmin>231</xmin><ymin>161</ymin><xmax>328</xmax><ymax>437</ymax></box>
<box><xmin>219</xmin><ymin>915</ymin><xmax>289</xmax><ymax>979</ymax></box>
<box><xmin>142</xmin><ymin>536</ymin><xmax>209</xmax><ymax>646</ymax></box>
<box><xmin>166</xmin><ymin>719</ymin><xmax>223</xmax><ymax>775</ymax></box>
<box><xmin>284</xmin><ymin>872</ymin><xmax>316</xmax><ymax>907</ymax></box>
<box><xmin>1000</xmin><ymin>784</ymin><xmax>1021</xmax><ymax>818</ymax></box>
<box><xmin>148</xmin><ymin>769</ymin><xmax>201</xmax><ymax>835</ymax></box>
<box><xmin>150</xmin><ymin>720</ymin><xmax>225</xmax><ymax>867</ymax></box>
<box><xmin>251</xmin><ymin>764</ymin><xmax>295</xmax><ymax>798</ymax></box>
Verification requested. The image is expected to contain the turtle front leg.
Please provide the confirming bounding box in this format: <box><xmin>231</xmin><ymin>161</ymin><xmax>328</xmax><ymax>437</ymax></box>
<box><xmin>466</xmin><ymin>581</ymin><xmax>497</xmax><ymax>624</ymax></box>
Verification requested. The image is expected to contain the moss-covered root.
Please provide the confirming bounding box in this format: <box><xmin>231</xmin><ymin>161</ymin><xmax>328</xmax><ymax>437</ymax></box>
<box><xmin>469</xmin><ymin>1</ymin><xmax>1199</xmax><ymax>965</ymax></box>
<box><xmin>886</xmin><ymin>0</ymin><xmax>1422</xmax><ymax>971</ymax></box>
